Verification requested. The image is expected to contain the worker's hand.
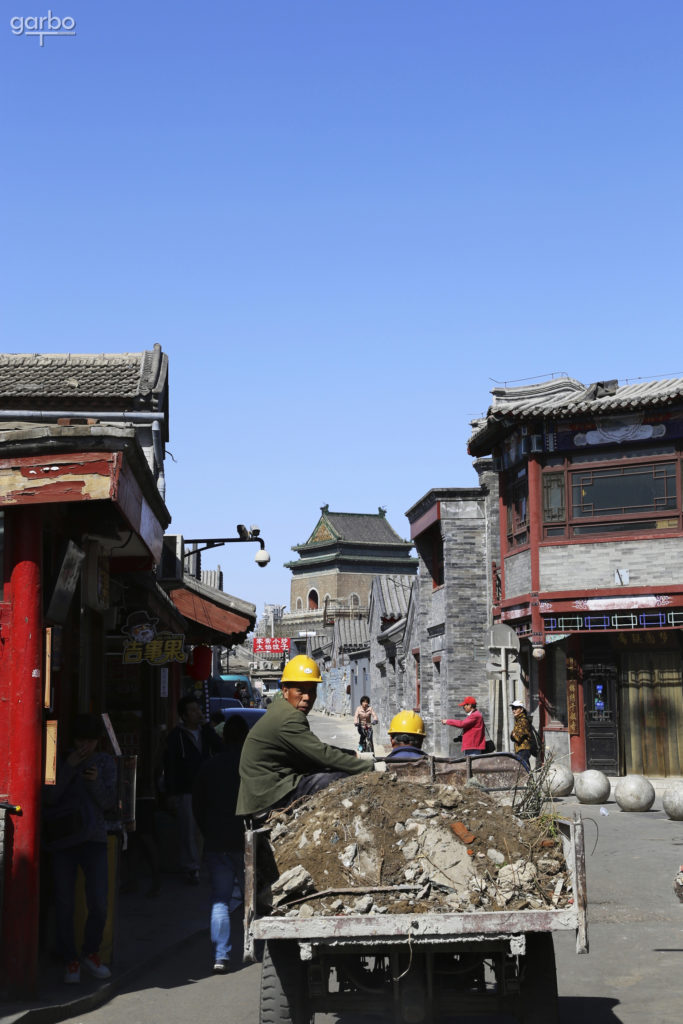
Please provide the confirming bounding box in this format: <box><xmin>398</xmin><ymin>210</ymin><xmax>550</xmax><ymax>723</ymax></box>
<box><xmin>373</xmin><ymin>761</ymin><xmax>387</xmax><ymax>773</ymax></box>
<box><xmin>82</xmin><ymin>764</ymin><xmax>98</xmax><ymax>782</ymax></box>
<box><xmin>441</xmin><ymin>719</ymin><xmax>448</xmax><ymax>725</ymax></box>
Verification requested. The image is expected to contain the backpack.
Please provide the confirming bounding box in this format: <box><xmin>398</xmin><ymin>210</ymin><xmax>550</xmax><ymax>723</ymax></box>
<box><xmin>528</xmin><ymin>723</ymin><xmax>542</xmax><ymax>759</ymax></box>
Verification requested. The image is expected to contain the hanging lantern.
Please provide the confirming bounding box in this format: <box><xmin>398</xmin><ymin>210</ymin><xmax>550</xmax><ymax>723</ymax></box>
<box><xmin>187</xmin><ymin>645</ymin><xmax>212</xmax><ymax>681</ymax></box>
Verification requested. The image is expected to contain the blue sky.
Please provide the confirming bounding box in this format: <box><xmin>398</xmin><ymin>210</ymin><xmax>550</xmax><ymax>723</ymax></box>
<box><xmin>3</xmin><ymin>1</ymin><xmax>683</xmax><ymax>617</ymax></box>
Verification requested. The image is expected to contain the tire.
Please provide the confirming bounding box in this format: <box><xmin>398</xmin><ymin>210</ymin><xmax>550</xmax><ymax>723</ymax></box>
<box><xmin>260</xmin><ymin>940</ymin><xmax>312</xmax><ymax>1024</ymax></box>
<box><xmin>518</xmin><ymin>932</ymin><xmax>559</xmax><ymax>1024</ymax></box>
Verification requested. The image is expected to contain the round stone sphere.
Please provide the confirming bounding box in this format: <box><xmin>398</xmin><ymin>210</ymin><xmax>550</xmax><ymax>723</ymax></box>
<box><xmin>614</xmin><ymin>775</ymin><xmax>656</xmax><ymax>812</ymax></box>
<box><xmin>662</xmin><ymin>784</ymin><xmax>683</xmax><ymax>821</ymax></box>
<box><xmin>546</xmin><ymin>764</ymin><xmax>575</xmax><ymax>797</ymax></box>
<box><xmin>574</xmin><ymin>769</ymin><xmax>611</xmax><ymax>804</ymax></box>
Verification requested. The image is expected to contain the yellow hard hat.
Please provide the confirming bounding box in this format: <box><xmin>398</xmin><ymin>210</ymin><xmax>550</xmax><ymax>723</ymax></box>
<box><xmin>281</xmin><ymin>655</ymin><xmax>322</xmax><ymax>685</ymax></box>
<box><xmin>388</xmin><ymin>710</ymin><xmax>425</xmax><ymax>736</ymax></box>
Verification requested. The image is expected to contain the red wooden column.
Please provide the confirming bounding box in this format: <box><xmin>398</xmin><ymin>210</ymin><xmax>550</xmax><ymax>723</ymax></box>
<box><xmin>527</xmin><ymin>457</ymin><xmax>543</xmax><ymax>645</ymax></box>
<box><xmin>3</xmin><ymin>506</ymin><xmax>43</xmax><ymax>992</ymax></box>
<box><xmin>526</xmin><ymin>457</ymin><xmax>549</xmax><ymax>719</ymax></box>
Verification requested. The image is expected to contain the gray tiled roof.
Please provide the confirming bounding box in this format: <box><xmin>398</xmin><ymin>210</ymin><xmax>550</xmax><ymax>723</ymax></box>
<box><xmin>336</xmin><ymin>616</ymin><xmax>369</xmax><ymax>649</ymax></box>
<box><xmin>0</xmin><ymin>346</ymin><xmax>167</xmax><ymax>409</ymax></box>
<box><xmin>374</xmin><ymin>574</ymin><xmax>414</xmax><ymax>620</ymax></box>
<box><xmin>317</xmin><ymin>510</ymin><xmax>408</xmax><ymax>544</ymax></box>
<box><xmin>469</xmin><ymin>376</ymin><xmax>683</xmax><ymax>454</ymax></box>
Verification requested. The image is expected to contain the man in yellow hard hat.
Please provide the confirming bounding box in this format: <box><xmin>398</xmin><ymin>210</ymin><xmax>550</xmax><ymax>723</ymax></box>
<box><xmin>384</xmin><ymin>710</ymin><xmax>427</xmax><ymax>762</ymax></box>
<box><xmin>236</xmin><ymin>655</ymin><xmax>373</xmax><ymax>817</ymax></box>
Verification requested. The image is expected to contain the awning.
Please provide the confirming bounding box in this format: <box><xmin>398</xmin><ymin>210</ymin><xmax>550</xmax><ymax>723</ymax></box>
<box><xmin>169</xmin><ymin>588</ymin><xmax>252</xmax><ymax>644</ymax></box>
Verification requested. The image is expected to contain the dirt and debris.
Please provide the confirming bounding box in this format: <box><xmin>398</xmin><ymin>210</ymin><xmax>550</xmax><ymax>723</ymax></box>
<box><xmin>259</xmin><ymin>772</ymin><xmax>573</xmax><ymax>918</ymax></box>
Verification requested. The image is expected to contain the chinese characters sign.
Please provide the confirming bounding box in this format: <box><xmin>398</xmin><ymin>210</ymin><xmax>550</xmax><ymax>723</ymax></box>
<box><xmin>253</xmin><ymin>637</ymin><xmax>290</xmax><ymax>653</ymax></box>
<box><xmin>567</xmin><ymin>680</ymin><xmax>580</xmax><ymax>736</ymax></box>
<box><xmin>121</xmin><ymin>611</ymin><xmax>188</xmax><ymax>666</ymax></box>
<box><xmin>123</xmin><ymin>632</ymin><xmax>188</xmax><ymax>666</ymax></box>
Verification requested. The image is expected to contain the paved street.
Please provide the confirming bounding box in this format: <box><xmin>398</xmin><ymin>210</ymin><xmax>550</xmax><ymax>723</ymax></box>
<box><xmin>29</xmin><ymin>715</ymin><xmax>683</xmax><ymax>1024</ymax></box>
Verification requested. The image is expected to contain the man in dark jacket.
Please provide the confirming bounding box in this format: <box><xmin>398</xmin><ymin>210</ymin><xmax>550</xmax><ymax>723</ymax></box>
<box><xmin>164</xmin><ymin>694</ymin><xmax>222</xmax><ymax>883</ymax></box>
<box><xmin>44</xmin><ymin>714</ymin><xmax>118</xmax><ymax>983</ymax></box>
<box><xmin>192</xmin><ymin>716</ymin><xmax>248</xmax><ymax>973</ymax></box>
<box><xmin>237</xmin><ymin>655</ymin><xmax>373</xmax><ymax>818</ymax></box>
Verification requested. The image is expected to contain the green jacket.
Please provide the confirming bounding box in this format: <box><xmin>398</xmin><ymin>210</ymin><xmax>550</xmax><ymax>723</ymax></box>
<box><xmin>236</xmin><ymin>697</ymin><xmax>373</xmax><ymax>816</ymax></box>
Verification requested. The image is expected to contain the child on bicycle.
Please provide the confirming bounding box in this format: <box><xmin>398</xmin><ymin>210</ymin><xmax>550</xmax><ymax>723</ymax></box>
<box><xmin>353</xmin><ymin>696</ymin><xmax>379</xmax><ymax>752</ymax></box>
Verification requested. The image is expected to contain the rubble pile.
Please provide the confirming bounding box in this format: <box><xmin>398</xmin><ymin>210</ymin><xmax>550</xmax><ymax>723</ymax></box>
<box><xmin>262</xmin><ymin>772</ymin><xmax>573</xmax><ymax>918</ymax></box>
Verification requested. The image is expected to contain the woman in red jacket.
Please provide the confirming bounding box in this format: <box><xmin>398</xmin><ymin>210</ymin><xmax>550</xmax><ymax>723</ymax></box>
<box><xmin>442</xmin><ymin>696</ymin><xmax>486</xmax><ymax>756</ymax></box>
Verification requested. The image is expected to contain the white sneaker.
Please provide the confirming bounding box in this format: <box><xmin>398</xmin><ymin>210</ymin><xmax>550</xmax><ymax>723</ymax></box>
<box><xmin>64</xmin><ymin>960</ymin><xmax>81</xmax><ymax>984</ymax></box>
<box><xmin>82</xmin><ymin>953</ymin><xmax>111</xmax><ymax>979</ymax></box>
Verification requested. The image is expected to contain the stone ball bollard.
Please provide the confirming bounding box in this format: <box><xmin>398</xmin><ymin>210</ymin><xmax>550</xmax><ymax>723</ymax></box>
<box><xmin>547</xmin><ymin>764</ymin><xmax>574</xmax><ymax>797</ymax></box>
<box><xmin>662</xmin><ymin>784</ymin><xmax>683</xmax><ymax>821</ymax></box>
<box><xmin>614</xmin><ymin>775</ymin><xmax>656</xmax><ymax>812</ymax></box>
<box><xmin>574</xmin><ymin>769</ymin><xmax>611</xmax><ymax>804</ymax></box>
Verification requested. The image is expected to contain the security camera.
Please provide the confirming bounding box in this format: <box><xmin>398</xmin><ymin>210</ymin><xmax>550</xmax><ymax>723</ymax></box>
<box><xmin>254</xmin><ymin>549</ymin><xmax>271</xmax><ymax>568</ymax></box>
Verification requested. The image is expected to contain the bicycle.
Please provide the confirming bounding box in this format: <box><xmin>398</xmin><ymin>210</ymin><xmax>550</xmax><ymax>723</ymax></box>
<box><xmin>358</xmin><ymin>725</ymin><xmax>375</xmax><ymax>753</ymax></box>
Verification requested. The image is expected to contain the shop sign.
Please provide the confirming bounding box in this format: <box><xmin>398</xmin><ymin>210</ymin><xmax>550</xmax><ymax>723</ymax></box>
<box><xmin>253</xmin><ymin>637</ymin><xmax>290</xmax><ymax>653</ymax></box>
<box><xmin>121</xmin><ymin>611</ymin><xmax>188</xmax><ymax>666</ymax></box>
<box><xmin>567</xmin><ymin>679</ymin><xmax>581</xmax><ymax>736</ymax></box>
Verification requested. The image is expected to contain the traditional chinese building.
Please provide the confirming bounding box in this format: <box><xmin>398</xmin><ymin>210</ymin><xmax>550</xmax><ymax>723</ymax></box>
<box><xmin>282</xmin><ymin>505</ymin><xmax>418</xmax><ymax>629</ymax></box>
<box><xmin>468</xmin><ymin>376</ymin><xmax>683</xmax><ymax>777</ymax></box>
<box><xmin>0</xmin><ymin>347</ymin><xmax>172</xmax><ymax>990</ymax></box>
<box><xmin>0</xmin><ymin>349</ymin><xmax>257</xmax><ymax>992</ymax></box>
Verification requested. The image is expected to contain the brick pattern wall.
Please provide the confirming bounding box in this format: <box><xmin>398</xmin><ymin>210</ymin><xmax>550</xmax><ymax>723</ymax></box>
<box><xmin>436</xmin><ymin>498</ymin><xmax>492</xmax><ymax>755</ymax></box>
<box><xmin>540</xmin><ymin>536</ymin><xmax>683</xmax><ymax>591</ymax></box>
<box><xmin>504</xmin><ymin>548</ymin><xmax>532</xmax><ymax>597</ymax></box>
<box><xmin>290</xmin><ymin>569</ymin><xmax>372</xmax><ymax>611</ymax></box>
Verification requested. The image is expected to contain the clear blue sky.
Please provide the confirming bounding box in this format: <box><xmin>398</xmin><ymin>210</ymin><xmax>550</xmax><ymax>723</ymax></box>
<box><xmin>3</xmin><ymin>1</ymin><xmax>683</xmax><ymax>618</ymax></box>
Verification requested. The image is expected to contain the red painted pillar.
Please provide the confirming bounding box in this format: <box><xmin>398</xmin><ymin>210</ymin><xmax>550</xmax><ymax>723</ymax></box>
<box><xmin>3</xmin><ymin>506</ymin><xmax>43</xmax><ymax>992</ymax></box>
<box><xmin>527</xmin><ymin>457</ymin><xmax>543</xmax><ymax>645</ymax></box>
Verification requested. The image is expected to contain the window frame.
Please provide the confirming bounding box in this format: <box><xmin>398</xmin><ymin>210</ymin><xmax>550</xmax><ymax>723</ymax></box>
<box><xmin>541</xmin><ymin>451</ymin><xmax>683</xmax><ymax>540</ymax></box>
<box><xmin>503</xmin><ymin>467</ymin><xmax>530</xmax><ymax>550</ymax></box>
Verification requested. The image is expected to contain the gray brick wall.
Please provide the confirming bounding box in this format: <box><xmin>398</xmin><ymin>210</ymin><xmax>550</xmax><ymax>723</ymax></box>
<box><xmin>540</xmin><ymin>536</ymin><xmax>683</xmax><ymax>591</ymax></box>
<box><xmin>504</xmin><ymin>548</ymin><xmax>532</xmax><ymax>596</ymax></box>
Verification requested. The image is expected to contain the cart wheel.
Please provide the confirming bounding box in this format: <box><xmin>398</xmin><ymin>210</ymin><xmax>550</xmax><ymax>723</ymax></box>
<box><xmin>518</xmin><ymin>933</ymin><xmax>559</xmax><ymax>1024</ymax></box>
<box><xmin>260</xmin><ymin>940</ymin><xmax>312</xmax><ymax>1024</ymax></box>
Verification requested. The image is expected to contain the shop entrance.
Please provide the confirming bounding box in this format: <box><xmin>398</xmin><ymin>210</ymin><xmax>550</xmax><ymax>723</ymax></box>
<box><xmin>583</xmin><ymin>662</ymin><xmax>619</xmax><ymax>774</ymax></box>
<box><xmin>619</xmin><ymin>648</ymin><xmax>683</xmax><ymax>777</ymax></box>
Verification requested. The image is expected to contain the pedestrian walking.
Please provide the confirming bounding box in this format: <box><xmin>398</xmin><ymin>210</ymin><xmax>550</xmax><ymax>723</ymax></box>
<box><xmin>442</xmin><ymin>697</ymin><xmax>486</xmax><ymax>755</ymax></box>
<box><xmin>43</xmin><ymin>713</ymin><xmax>118</xmax><ymax>984</ymax></box>
<box><xmin>163</xmin><ymin>694</ymin><xmax>222</xmax><ymax>884</ymax></box>
<box><xmin>510</xmin><ymin>699</ymin><xmax>534</xmax><ymax>768</ymax></box>
<box><xmin>192</xmin><ymin>716</ymin><xmax>249</xmax><ymax>973</ymax></box>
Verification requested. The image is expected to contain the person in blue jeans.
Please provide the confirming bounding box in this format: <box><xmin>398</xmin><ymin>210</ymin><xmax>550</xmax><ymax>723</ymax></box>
<box><xmin>192</xmin><ymin>715</ymin><xmax>249</xmax><ymax>973</ymax></box>
<box><xmin>44</xmin><ymin>714</ymin><xmax>118</xmax><ymax>984</ymax></box>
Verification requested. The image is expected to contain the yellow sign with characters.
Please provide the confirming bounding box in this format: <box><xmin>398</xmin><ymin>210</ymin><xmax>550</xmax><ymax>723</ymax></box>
<box><xmin>123</xmin><ymin>631</ymin><xmax>187</xmax><ymax>666</ymax></box>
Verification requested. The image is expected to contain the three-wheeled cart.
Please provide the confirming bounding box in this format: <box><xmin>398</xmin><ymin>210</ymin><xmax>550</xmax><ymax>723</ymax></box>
<box><xmin>244</xmin><ymin>757</ymin><xmax>588</xmax><ymax>1024</ymax></box>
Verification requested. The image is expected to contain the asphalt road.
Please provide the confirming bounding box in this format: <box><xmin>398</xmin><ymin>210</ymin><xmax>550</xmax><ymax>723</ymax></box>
<box><xmin>68</xmin><ymin>715</ymin><xmax>683</xmax><ymax>1024</ymax></box>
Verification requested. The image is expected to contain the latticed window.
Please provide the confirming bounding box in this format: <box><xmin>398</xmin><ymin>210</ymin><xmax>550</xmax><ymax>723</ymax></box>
<box><xmin>505</xmin><ymin>470</ymin><xmax>529</xmax><ymax>547</ymax></box>
<box><xmin>572</xmin><ymin>463</ymin><xmax>676</xmax><ymax>518</ymax></box>
<box><xmin>543</xmin><ymin>473</ymin><xmax>565</xmax><ymax>523</ymax></box>
<box><xmin>542</xmin><ymin>457</ymin><xmax>681</xmax><ymax>538</ymax></box>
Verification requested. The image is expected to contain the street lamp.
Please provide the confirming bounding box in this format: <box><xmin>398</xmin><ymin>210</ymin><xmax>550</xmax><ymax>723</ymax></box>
<box><xmin>184</xmin><ymin>525</ymin><xmax>271</xmax><ymax>568</ymax></box>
